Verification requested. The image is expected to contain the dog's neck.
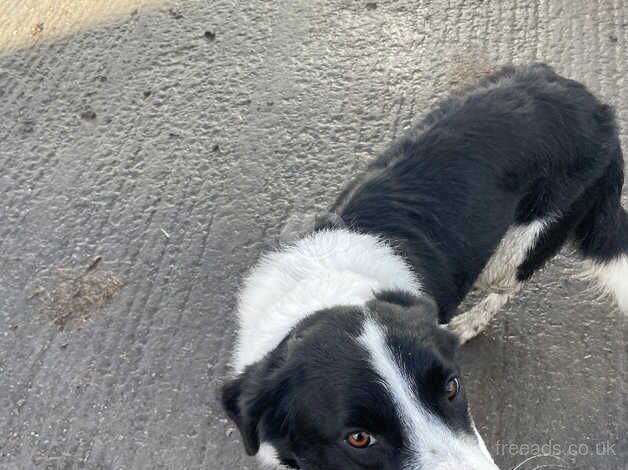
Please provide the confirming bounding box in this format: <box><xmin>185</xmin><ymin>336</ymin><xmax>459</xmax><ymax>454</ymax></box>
<box><xmin>232</xmin><ymin>229</ymin><xmax>422</xmax><ymax>373</ymax></box>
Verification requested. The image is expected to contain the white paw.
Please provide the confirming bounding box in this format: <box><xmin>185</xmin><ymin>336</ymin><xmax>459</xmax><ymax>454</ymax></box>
<box><xmin>446</xmin><ymin>314</ymin><xmax>485</xmax><ymax>344</ymax></box>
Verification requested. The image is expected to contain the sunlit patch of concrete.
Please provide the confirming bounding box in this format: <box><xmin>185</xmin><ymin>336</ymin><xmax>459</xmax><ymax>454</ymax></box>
<box><xmin>0</xmin><ymin>0</ymin><xmax>169</xmax><ymax>54</ymax></box>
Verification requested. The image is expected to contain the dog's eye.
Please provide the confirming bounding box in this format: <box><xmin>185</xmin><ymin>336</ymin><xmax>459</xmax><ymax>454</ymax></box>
<box><xmin>346</xmin><ymin>431</ymin><xmax>376</xmax><ymax>448</ymax></box>
<box><xmin>445</xmin><ymin>377</ymin><xmax>460</xmax><ymax>400</ymax></box>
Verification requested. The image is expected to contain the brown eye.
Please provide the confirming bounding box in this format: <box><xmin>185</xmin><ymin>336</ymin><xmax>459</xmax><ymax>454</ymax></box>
<box><xmin>346</xmin><ymin>431</ymin><xmax>376</xmax><ymax>448</ymax></box>
<box><xmin>445</xmin><ymin>377</ymin><xmax>460</xmax><ymax>400</ymax></box>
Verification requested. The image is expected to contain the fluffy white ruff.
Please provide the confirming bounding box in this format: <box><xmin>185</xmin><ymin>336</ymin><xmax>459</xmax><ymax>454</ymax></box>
<box><xmin>586</xmin><ymin>255</ymin><xmax>628</xmax><ymax>314</ymax></box>
<box><xmin>356</xmin><ymin>317</ymin><xmax>499</xmax><ymax>470</ymax></box>
<box><xmin>232</xmin><ymin>229</ymin><xmax>421</xmax><ymax>374</ymax></box>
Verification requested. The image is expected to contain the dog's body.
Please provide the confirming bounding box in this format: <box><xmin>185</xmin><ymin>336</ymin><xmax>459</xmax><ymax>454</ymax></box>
<box><xmin>222</xmin><ymin>64</ymin><xmax>628</xmax><ymax>469</ymax></box>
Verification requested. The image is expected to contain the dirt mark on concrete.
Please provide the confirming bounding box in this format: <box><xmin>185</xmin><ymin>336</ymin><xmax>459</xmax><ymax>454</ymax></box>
<box><xmin>31</xmin><ymin>256</ymin><xmax>123</xmax><ymax>327</ymax></box>
<box><xmin>447</xmin><ymin>53</ymin><xmax>497</xmax><ymax>89</ymax></box>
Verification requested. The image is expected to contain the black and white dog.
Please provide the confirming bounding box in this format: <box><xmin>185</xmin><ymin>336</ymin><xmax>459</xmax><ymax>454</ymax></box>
<box><xmin>221</xmin><ymin>64</ymin><xmax>628</xmax><ymax>469</ymax></box>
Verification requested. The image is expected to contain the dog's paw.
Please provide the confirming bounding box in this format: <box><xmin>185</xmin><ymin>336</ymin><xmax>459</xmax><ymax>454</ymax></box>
<box><xmin>444</xmin><ymin>314</ymin><xmax>483</xmax><ymax>345</ymax></box>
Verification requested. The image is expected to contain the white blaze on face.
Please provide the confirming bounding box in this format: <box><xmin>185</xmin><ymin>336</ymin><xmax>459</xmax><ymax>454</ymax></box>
<box><xmin>356</xmin><ymin>318</ymin><xmax>499</xmax><ymax>470</ymax></box>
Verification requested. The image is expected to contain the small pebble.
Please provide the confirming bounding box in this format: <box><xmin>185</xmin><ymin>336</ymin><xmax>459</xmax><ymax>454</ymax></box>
<box><xmin>31</xmin><ymin>23</ymin><xmax>44</xmax><ymax>37</ymax></box>
<box><xmin>80</xmin><ymin>110</ymin><xmax>97</xmax><ymax>121</ymax></box>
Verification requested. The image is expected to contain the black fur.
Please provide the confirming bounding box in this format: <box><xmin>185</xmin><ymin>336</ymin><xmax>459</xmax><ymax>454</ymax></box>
<box><xmin>329</xmin><ymin>63</ymin><xmax>626</xmax><ymax>321</ymax></box>
<box><xmin>223</xmin><ymin>64</ymin><xmax>627</xmax><ymax>468</ymax></box>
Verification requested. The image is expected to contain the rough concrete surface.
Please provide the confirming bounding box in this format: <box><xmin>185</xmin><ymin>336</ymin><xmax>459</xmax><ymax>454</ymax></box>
<box><xmin>0</xmin><ymin>1</ymin><xmax>626</xmax><ymax>469</ymax></box>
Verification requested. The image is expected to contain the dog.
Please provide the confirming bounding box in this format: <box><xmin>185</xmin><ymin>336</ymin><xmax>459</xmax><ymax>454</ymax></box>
<box><xmin>221</xmin><ymin>64</ymin><xmax>628</xmax><ymax>469</ymax></box>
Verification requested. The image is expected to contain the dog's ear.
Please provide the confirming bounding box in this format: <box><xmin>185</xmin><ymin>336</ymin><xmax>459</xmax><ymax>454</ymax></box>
<box><xmin>221</xmin><ymin>354</ymin><xmax>291</xmax><ymax>456</ymax></box>
<box><xmin>372</xmin><ymin>290</ymin><xmax>459</xmax><ymax>356</ymax></box>
<box><xmin>373</xmin><ymin>290</ymin><xmax>440</xmax><ymax>322</ymax></box>
<box><xmin>221</xmin><ymin>371</ymin><xmax>264</xmax><ymax>456</ymax></box>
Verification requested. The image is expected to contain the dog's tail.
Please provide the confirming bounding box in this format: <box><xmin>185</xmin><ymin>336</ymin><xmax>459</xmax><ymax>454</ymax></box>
<box><xmin>574</xmin><ymin>156</ymin><xmax>628</xmax><ymax>313</ymax></box>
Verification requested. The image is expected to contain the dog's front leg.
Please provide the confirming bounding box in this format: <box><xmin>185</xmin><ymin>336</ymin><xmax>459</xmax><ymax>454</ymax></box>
<box><xmin>446</xmin><ymin>287</ymin><xmax>521</xmax><ymax>344</ymax></box>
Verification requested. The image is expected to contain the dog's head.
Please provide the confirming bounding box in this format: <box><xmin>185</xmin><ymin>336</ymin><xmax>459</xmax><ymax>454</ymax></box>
<box><xmin>222</xmin><ymin>292</ymin><xmax>498</xmax><ymax>469</ymax></box>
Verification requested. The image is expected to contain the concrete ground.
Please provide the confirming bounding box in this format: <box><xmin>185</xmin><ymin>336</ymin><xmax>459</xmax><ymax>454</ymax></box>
<box><xmin>0</xmin><ymin>1</ymin><xmax>626</xmax><ymax>469</ymax></box>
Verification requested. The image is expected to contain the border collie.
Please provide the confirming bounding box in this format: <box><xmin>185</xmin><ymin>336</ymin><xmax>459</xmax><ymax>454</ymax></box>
<box><xmin>221</xmin><ymin>64</ymin><xmax>627</xmax><ymax>469</ymax></box>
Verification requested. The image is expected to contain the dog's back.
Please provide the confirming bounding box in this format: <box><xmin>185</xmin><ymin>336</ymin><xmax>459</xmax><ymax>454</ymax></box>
<box><xmin>330</xmin><ymin>63</ymin><xmax>627</xmax><ymax>323</ymax></box>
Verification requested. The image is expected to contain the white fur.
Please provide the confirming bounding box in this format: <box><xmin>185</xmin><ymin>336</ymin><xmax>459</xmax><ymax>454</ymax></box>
<box><xmin>257</xmin><ymin>443</ymin><xmax>289</xmax><ymax>469</ymax></box>
<box><xmin>233</xmin><ymin>229</ymin><xmax>421</xmax><ymax>374</ymax></box>
<box><xmin>586</xmin><ymin>255</ymin><xmax>628</xmax><ymax>313</ymax></box>
<box><xmin>356</xmin><ymin>317</ymin><xmax>499</xmax><ymax>470</ymax></box>
<box><xmin>470</xmin><ymin>419</ymin><xmax>494</xmax><ymax>464</ymax></box>
<box><xmin>475</xmin><ymin>219</ymin><xmax>550</xmax><ymax>291</ymax></box>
